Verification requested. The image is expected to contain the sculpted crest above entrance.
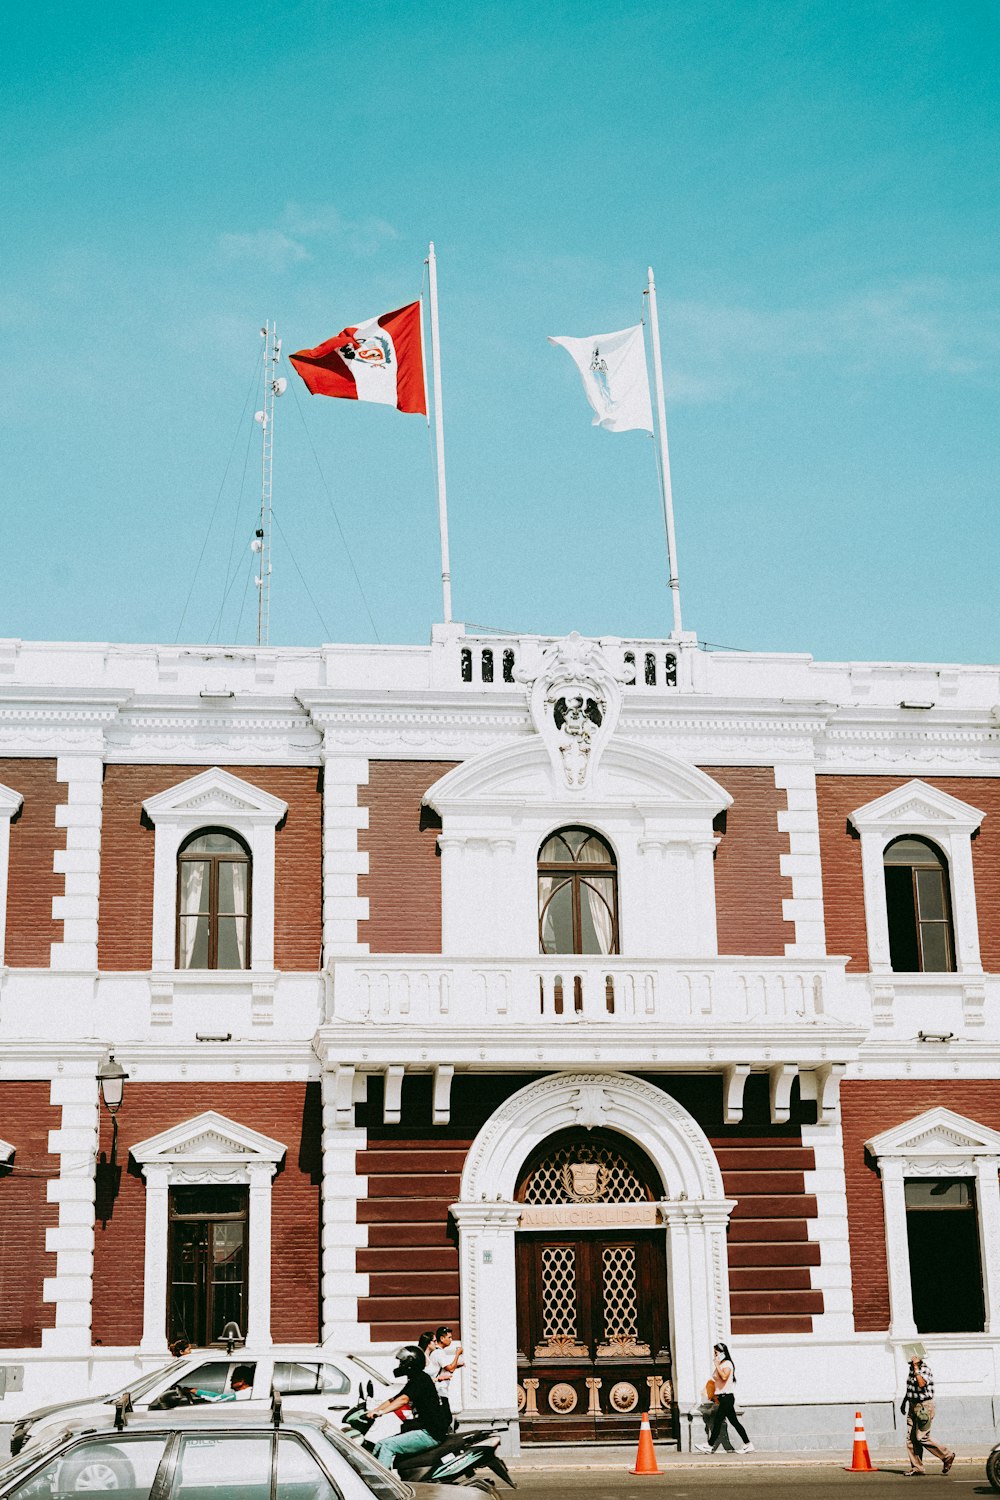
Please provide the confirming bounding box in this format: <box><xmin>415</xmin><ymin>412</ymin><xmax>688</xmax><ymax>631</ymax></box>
<box><xmin>519</xmin><ymin>631</ymin><xmax>628</xmax><ymax>791</ymax></box>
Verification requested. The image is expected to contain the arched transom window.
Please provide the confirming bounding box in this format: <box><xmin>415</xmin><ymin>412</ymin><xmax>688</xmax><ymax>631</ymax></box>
<box><xmin>883</xmin><ymin>836</ymin><xmax>955</xmax><ymax>973</ymax></box>
<box><xmin>176</xmin><ymin>829</ymin><xmax>251</xmax><ymax>970</ymax></box>
<box><xmin>538</xmin><ymin>827</ymin><xmax>619</xmax><ymax>955</ymax></box>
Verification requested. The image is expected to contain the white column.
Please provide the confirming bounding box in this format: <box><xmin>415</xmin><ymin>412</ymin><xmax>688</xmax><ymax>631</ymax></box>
<box><xmin>321</xmin><ymin>753</ymin><xmax>370</xmax><ymax>960</ymax></box>
<box><xmin>245</xmin><ymin>1161</ymin><xmax>277</xmax><ymax>1346</ymax></box>
<box><xmin>451</xmin><ymin>1202</ymin><xmax>522</xmax><ymax>1423</ymax></box>
<box><xmin>139</xmin><ymin>1165</ymin><xmax>170</xmax><ymax>1352</ymax></box>
<box><xmin>949</xmin><ymin>834</ymin><xmax>984</xmax><ymax>972</ymax></box>
<box><xmin>775</xmin><ymin>763</ymin><xmax>828</xmax><ymax>958</ymax></box>
<box><xmin>974</xmin><ymin>1158</ymin><xmax>1000</xmax><ymax>1333</ymax></box>
<box><xmin>691</xmin><ymin>839</ymin><xmax>721</xmax><ymax>956</ymax></box>
<box><xmin>320</xmin><ymin>1071</ymin><xmax>370</xmax><ymax>1347</ymax></box>
<box><xmin>51</xmin><ymin>754</ymin><xmax>104</xmax><ymax>970</ymax></box>
<box><xmin>42</xmin><ymin>1070</ymin><xmax>101</xmax><ymax>1353</ymax></box>
<box><xmin>662</xmin><ymin>1200</ymin><xmax>735</xmax><ymax>1407</ymax></box>
<box><xmin>802</xmin><ymin>1119</ymin><xmax>856</xmax><ymax>1334</ymax></box>
<box><xmin>860</xmin><ymin>833</ymin><xmax>893</xmax><ymax>972</ymax></box>
<box><xmin>0</xmin><ymin>783</ymin><xmax>23</xmax><ymax>965</ymax></box>
<box><xmin>879</xmin><ymin>1159</ymin><xmax>916</xmax><ymax>1337</ymax></box>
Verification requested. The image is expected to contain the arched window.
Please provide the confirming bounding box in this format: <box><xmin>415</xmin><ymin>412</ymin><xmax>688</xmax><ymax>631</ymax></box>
<box><xmin>176</xmin><ymin>830</ymin><xmax>251</xmax><ymax>970</ymax></box>
<box><xmin>538</xmin><ymin>827</ymin><xmax>618</xmax><ymax>955</ymax></box>
<box><xmin>884</xmin><ymin>836</ymin><xmax>955</xmax><ymax>973</ymax></box>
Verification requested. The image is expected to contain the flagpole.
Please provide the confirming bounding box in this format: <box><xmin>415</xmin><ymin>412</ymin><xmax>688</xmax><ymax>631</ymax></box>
<box><xmin>646</xmin><ymin>266</ymin><xmax>683</xmax><ymax>636</ymax></box>
<box><xmin>426</xmin><ymin>241</ymin><xmax>453</xmax><ymax>624</ymax></box>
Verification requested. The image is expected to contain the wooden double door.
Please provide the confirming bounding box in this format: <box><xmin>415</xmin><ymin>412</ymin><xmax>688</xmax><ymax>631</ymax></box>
<box><xmin>516</xmin><ymin>1230</ymin><xmax>673</xmax><ymax>1442</ymax></box>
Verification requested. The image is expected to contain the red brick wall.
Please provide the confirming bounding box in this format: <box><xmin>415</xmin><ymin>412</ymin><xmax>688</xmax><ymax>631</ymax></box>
<box><xmin>358</xmin><ymin>762</ymin><xmax>457</xmax><ymax>954</ymax></box>
<box><xmin>0</xmin><ymin>1083</ymin><xmax>59</xmax><ymax>1344</ymax></box>
<box><xmin>818</xmin><ymin>775</ymin><xmax>1000</xmax><ymax>973</ymax></box>
<box><xmin>701</xmin><ymin>767</ymin><xmax>794</xmax><ymax>956</ymax></box>
<box><xmin>842</xmin><ymin>1079</ymin><xmax>1000</xmax><ymax>1332</ymax></box>
<box><xmin>2</xmin><ymin>759</ymin><xmax>63</xmax><ymax>967</ymax></box>
<box><xmin>99</xmin><ymin>766</ymin><xmax>322</xmax><ymax>971</ymax></box>
<box><xmin>358</xmin><ymin>1074</ymin><xmax>822</xmax><ymax>1341</ymax></box>
<box><xmin>92</xmin><ymin>1084</ymin><xmax>322</xmax><ymax>1347</ymax></box>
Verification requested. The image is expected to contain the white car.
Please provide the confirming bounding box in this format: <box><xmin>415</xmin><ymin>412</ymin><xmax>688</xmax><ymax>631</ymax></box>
<box><xmin>10</xmin><ymin>1347</ymin><xmax>389</xmax><ymax>1458</ymax></box>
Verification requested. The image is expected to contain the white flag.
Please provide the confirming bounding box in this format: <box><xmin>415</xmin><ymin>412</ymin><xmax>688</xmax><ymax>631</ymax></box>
<box><xmin>548</xmin><ymin>323</ymin><xmax>653</xmax><ymax>434</ymax></box>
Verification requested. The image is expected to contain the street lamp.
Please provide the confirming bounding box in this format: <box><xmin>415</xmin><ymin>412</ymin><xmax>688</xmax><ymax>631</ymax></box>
<box><xmin>97</xmin><ymin>1052</ymin><xmax>128</xmax><ymax>1160</ymax></box>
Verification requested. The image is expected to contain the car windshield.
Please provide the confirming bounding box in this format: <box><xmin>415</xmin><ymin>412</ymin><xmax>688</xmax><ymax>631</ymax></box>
<box><xmin>316</xmin><ymin>1420</ymin><xmax>409</xmax><ymax>1500</ymax></box>
<box><xmin>345</xmin><ymin>1357</ymin><xmax>387</xmax><ymax>1386</ymax></box>
<box><xmin>103</xmin><ymin>1360</ymin><xmax>188</xmax><ymax>1402</ymax></box>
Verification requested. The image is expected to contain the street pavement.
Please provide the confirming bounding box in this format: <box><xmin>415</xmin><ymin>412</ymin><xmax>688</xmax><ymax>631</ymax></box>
<box><xmin>507</xmin><ymin>1456</ymin><xmax>991</xmax><ymax>1498</ymax></box>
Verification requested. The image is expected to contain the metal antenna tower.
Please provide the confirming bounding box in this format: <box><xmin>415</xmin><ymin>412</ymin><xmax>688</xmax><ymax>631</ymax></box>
<box><xmin>253</xmin><ymin>322</ymin><xmax>285</xmax><ymax>646</ymax></box>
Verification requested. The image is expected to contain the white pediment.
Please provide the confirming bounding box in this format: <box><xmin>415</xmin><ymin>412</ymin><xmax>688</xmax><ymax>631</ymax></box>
<box><xmin>142</xmin><ymin>768</ymin><xmax>287</xmax><ymax>826</ymax></box>
<box><xmin>130</xmin><ymin>1110</ymin><xmax>286</xmax><ymax>1167</ymax></box>
<box><xmin>424</xmin><ymin>737</ymin><xmax>732</xmax><ymax>816</ymax></box>
<box><xmin>849</xmin><ymin>780</ymin><xmax>984</xmax><ymax>838</ymax></box>
<box><xmin>0</xmin><ymin>783</ymin><xmax>24</xmax><ymax>820</ymax></box>
<box><xmin>867</xmin><ymin>1107</ymin><xmax>1000</xmax><ymax>1161</ymax></box>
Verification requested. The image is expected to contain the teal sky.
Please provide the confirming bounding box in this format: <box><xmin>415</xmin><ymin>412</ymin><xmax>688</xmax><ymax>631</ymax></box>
<box><xmin>5</xmin><ymin>1</ymin><xmax>999</xmax><ymax>661</ymax></box>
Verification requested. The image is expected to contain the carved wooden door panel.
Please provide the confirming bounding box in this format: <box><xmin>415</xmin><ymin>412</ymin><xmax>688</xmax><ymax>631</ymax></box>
<box><xmin>516</xmin><ymin>1230</ymin><xmax>673</xmax><ymax>1442</ymax></box>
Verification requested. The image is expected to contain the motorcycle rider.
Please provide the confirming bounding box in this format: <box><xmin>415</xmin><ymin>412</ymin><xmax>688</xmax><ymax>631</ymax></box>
<box><xmin>369</xmin><ymin>1345</ymin><xmax>450</xmax><ymax>1470</ymax></box>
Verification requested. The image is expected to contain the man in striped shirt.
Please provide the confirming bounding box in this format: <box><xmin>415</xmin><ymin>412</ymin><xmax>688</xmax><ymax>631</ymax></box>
<box><xmin>902</xmin><ymin>1358</ymin><xmax>956</xmax><ymax>1476</ymax></box>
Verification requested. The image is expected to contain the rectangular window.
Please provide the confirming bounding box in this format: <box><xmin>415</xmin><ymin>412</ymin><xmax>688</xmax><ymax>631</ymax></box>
<box><xmin>168</xmin><ymin>1186</ymin><xmax>249</xmax><ymax>1347</ymax></box>
<box><xmin>905</xmin><ymin>1177</ymin><xmax>984</xmax><ymax>1333</ymax></box>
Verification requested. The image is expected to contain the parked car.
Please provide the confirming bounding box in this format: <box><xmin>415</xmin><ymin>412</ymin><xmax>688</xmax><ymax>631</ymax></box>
<box><xmin>9</xmin><ymin>1348</ymin><xmax>389</xmax><ymax>1458</ymax></box>
<box><xmin>987</xmin><ymin>1441</ymin><xmax>1000</xmax><ymax>1493</ymax></box>
<box><xmin>0</xmin><ymin>1404</ymin><xmax>453</xmax><ymax>1499</ymax></box>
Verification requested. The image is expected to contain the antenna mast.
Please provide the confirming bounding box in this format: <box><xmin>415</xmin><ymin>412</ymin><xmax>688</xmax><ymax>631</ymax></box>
<box><xmin>254</xmin><ymin>322</ymin><xmax>285</xmax><ymax>645</ymax></box>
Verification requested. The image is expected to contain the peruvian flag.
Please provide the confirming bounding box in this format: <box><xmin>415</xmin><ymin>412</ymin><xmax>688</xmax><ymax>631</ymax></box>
<box><xmin>289</xmin><ymin>301</ymin><xmax>426</xmax><ymax>415</ymax></box>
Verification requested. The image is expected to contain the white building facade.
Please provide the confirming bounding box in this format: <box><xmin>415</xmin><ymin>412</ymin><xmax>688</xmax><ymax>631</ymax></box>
<box><xmin>0</xmin><ymin>625</ymin><xmax>999</xmax><ymax>1450</ymax></box>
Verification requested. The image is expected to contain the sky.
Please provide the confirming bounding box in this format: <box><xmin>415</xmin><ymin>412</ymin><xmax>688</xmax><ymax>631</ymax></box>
<box><xmin>4</xmin><ymin>0</ymin><xmax>999</xmax><ymax>663</ymax></box>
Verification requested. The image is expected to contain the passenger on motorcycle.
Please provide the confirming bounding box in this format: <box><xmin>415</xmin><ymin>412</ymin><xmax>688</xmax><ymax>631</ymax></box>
<box><xmin>369</xmin><ymin>1346</ymin><xmax>450</xmax><ymax>1470</ymax></box>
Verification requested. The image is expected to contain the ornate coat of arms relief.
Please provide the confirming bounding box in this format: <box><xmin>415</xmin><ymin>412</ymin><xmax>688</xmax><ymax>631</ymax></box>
<box><xmin>520</xmin><ymin>632</ymin><xmax>628</xmax><ymax>792</ymax></box>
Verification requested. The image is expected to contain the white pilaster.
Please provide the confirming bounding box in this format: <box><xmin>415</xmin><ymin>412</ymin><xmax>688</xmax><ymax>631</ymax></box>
<box><xmin>51</xmin><ymin>755</ymin><xmax>103</xmax><ymax>970</ymax></box>
<box><xmin>450</xmin><ymin>1202</ymin><xmax>522</xmax><ymax>1422</ymax></box>
<box><xmin>775</xmin><ymin>763</ymin><xmax>827</xmax><ymax>958</ymax></box>
<box><xmin>139</xmin><ymin>1165</ymin><xmax>171</xmax><ymax>1352</ymax></box>
<box><xmin>319</xmin><ymin>1071</ymin><xmax>369</xmax><ymax>1347</ymax></box>
<box><xmin>0</xmin><ymin>782</ymin><xmax>23</xmax><ymax>965</ymax></box>
<box><xmin>42</xmin><ymin>1071</ymin><xmax>100</xmax><ymax>1353</ymax></box>
<box><xmin>880</xmin><ymin>1159</ymin><xmax>917</xmax><ymax>1338</ymax></box>
<box><xmin>321</xmin><ymin>754</ymin><xmax>369</xmax><ymax>958</ymax></box>
<box><xmin>246</xmin><ymin>1160</ymin><xmax>277</xmax><ymax>1346</ymax></box>
<box><xmin>974</xmin><ymin>1157</ymin><xmax>1000</xmax><ymax>1334</ymax></box>
<box><xmin>802</xmin><ymin>1118</ymin><xmax>856</xmax><ymax>1334</ymax></box>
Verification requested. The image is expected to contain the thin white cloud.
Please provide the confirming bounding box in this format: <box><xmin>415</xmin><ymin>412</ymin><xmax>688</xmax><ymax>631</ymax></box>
<box><xmin>218</xmin><ymin>229</ymin><xmax>310</xmax><ymax>273</ymax></box>
<box><xmin>217</xmin><ymin>202</ymin><xmax>399</xmax><ymax>271</ymax></box>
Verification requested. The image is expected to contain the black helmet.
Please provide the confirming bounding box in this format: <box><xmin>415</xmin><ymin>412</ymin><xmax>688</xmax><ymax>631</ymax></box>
<box><xmin>393</xmin><ymin>1345</ymin><xmax>426</xmax><ymax>1378</ymax></box>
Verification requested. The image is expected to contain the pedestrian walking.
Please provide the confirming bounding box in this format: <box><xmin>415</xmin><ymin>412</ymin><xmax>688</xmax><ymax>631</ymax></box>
<box><xmin>425</xmin><ymin>1325</ymin><xmax>464</xmax><ymax>1421</ymax></box>
<box><xmin>694</xmin><ymin>1342</ymin><xmax>754</xmax><ymax>1454</ymax></box>
<box><xmin>901</xmin><ymin>1356</ymin><xmax>955</xmax><ymax>1476</ymax></box>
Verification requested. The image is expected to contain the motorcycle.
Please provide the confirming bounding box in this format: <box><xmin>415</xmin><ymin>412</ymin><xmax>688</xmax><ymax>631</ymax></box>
<box><xmin>340</xmin><ymin>1393</ymin><xmax>516</xmax><ymax>1489</ymax></box>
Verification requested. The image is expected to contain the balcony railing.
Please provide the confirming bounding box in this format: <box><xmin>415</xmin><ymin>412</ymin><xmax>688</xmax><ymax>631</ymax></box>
<box><xmin>327</xmin><ymin>955</ymin><xmax>850</xmax><ymax>1028</ymax></box>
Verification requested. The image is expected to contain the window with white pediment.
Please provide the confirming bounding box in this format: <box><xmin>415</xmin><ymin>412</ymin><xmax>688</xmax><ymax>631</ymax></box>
<box><xmin>848</xmin><ymin>780</ymin><xmax>984</xmax><ymax>974</ymax></box>
<box><xmin>866</xmin><ymin>1107</ymin><xmax>1000</xmax><ymax>1338</ymax></box>
<box><xmin>142</xmin><ymin>769</ymin><xmax>286</xmax><ymax>973</ymax></box>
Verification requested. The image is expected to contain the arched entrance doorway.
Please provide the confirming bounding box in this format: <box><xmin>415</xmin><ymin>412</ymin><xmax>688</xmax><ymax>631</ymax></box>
<box><xmin>450</xmin><ymin>1072</ymin><xmax>736</xmax><ymax>1441</ymax></box>
<box><xmin>514</xmin><ymin>1128</ymin><xmax>672</xmax><ymax>1442</ymax></box>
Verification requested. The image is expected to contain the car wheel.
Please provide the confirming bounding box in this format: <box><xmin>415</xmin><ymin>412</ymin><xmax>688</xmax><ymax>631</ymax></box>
<box><xmin>60</xmin><ymin>1454</ymin><xmax>135</xmax><ymax>1492</ymax></box>
<box><xmin>986</xmin><ymin>1450</ymin><xmax>1000</xmax><ymax>1494</ymax></box>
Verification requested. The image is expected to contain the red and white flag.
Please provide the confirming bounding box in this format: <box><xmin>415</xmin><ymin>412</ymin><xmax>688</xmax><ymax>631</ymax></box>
<box><xmin>289</xmin><ymin>300</ymin><xmax>426</xmax><ymax>415</ymax></box>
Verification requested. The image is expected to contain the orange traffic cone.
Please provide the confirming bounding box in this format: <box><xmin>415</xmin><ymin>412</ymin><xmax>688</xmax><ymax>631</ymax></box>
<box><xmin>631</xmin><ymin>1411</ymin><xmax>660</xmax><ymax>1475</ymax></box>
<box><xmin>845</xmin><ymin>1409</ymin><xmax>878</xmax><ymax>1472</ymax></box>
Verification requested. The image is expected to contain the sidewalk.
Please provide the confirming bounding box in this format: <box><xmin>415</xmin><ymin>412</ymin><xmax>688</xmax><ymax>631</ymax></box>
<box><xmin>511</xmin><ymin>1444</ymin><xmax>989</xmax><ymax>1470</ymax></box>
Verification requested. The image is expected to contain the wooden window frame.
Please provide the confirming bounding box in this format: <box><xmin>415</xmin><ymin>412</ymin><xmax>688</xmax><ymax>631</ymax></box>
<box><xmin>175</xmin><ymin>827</ymin><xmax>252</xmax><ymax>971</ymax></box>
<box><xmin>883</xmin><ymin>835</ymin><xmax>956</xmax><ymax>974</ymax></box>
<box><xmin>537</xmin><ymin>826</ymin><xmax>620</xmax><ymax>956</ymax></box>
<box><xmin>167</xmin><ymin>1184</ymin><xmax>249</xmax><ymax>1348</ymax></box>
